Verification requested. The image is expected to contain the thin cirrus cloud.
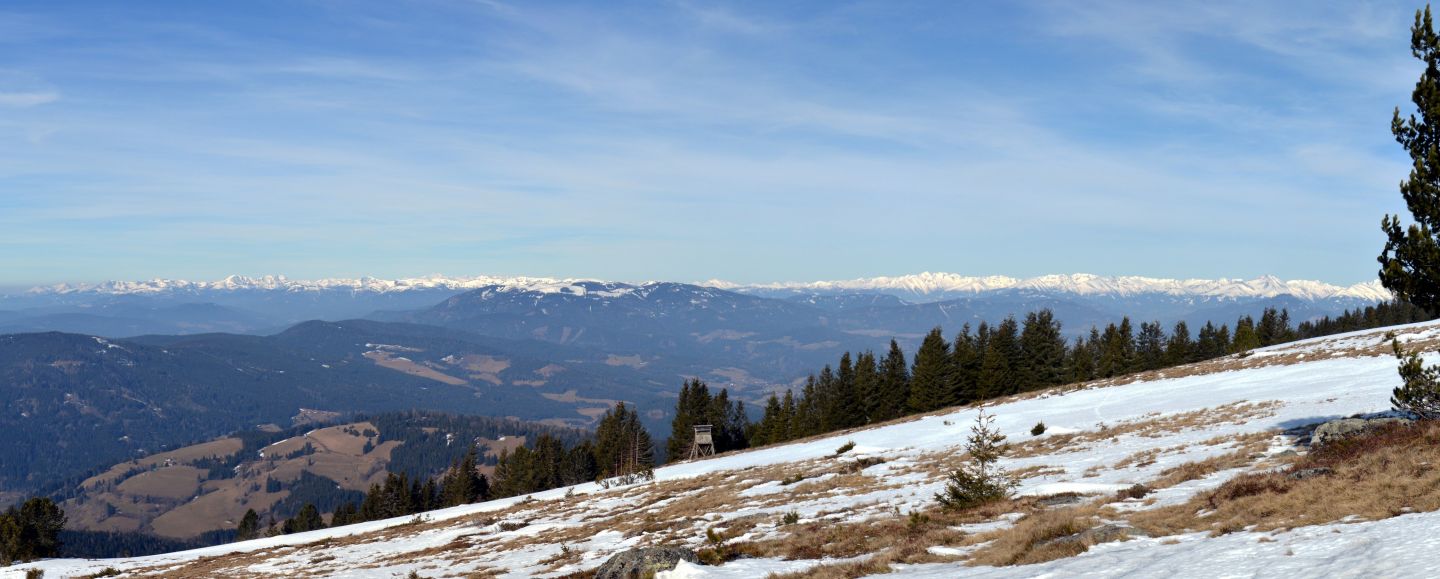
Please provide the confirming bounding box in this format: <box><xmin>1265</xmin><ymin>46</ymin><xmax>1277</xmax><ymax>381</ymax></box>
<box><xmin>0</xmin><ymin>0</ymin><xmax>1423</xmax><ymax>286</ymax></box>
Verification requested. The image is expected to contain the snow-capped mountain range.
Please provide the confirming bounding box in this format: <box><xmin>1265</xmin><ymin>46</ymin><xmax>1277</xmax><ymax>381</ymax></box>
<box><xmin>25</xmin><ymin>272</ymin><xmax>1391</xmax><ymax>302</ymax></box>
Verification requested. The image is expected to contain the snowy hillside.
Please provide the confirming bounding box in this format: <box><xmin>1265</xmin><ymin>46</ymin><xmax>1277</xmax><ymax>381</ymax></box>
<box><xmin>13</xmin><ymin>321</ymin><xmax>1440</xmax><ymax>578</ymax></box>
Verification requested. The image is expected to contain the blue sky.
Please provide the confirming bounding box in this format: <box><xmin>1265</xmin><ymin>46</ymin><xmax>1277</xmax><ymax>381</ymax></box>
<box><xmin>0</xmin><ymin>1</ymin><xmax>1424</xmax><ymax>287</ymax></box>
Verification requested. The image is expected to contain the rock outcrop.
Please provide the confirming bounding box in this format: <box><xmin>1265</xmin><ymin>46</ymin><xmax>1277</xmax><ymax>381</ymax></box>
<box><xmin>595</xmin><ymin>546</ymin><xmax>699</xmax><ymax>579</ymax></box>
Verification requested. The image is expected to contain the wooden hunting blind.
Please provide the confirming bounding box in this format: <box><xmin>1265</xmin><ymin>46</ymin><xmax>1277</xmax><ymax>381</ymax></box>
<box><xmin>688</xmin><ymin>424</ymin><xmax>715</xmax><ymax>460</ymax></box>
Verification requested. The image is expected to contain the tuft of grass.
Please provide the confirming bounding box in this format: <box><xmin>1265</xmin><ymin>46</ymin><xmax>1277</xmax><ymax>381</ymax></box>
<box><xmin>781</xmin><ymin>510</ymin><xmax>800</xmax><ymax>525</ymax></box>
<box><xmin>1133</xmin><ymin>420</ymin><xmax>1440</xmax><ymax>537</ymax></box>
<box><xmin>967</xmin><ymin>505</ymin><xmax>1103</xmax><ymax>566</ymax></box>
<box><xmin>1115</xmin><ymin>484</ymin><xmax>1151</xmax><ymax>500</ymax></box>
<box><xmin>834</xmin><ymin>440</ymin><xmax>856</xmax><ymax>455</ymax></box>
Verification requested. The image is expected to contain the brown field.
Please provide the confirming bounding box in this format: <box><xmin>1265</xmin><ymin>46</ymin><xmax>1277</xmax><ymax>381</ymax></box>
<box><xmin>82</xmin><ymin>437</ymin><xmax>242</xmax><ymax>490</ymax></box>
<box><xmin>363</xmin><ymin>350</ymin><xmax>468</xmax><ymax>385</ymax></box>
<box><xmin>115</xmin><ymin>466</ymin><xmax>206</xmax><ymax>501</ymax></box>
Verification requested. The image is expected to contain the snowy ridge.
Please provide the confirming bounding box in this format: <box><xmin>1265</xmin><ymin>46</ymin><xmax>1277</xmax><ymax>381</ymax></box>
<box><xmin>25</xmin><ymin>274</ymin><xmax>606</xmax><ymax>296</ymax></box>
<box><xmin>715</xmin><ymin>272</ymin><xmax>1391</xmax><ymax>301</ymax></box>
<box><xmin>27</xmin><ymin>272</ymin><xmax>1390</xmax><ymax>302</ymax></box>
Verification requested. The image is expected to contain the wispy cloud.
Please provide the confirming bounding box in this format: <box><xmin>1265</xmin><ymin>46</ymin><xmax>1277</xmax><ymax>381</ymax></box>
<box><xmin>0</xmin><ymin>1</ymin><xmax>1419</xmax><ymax>285</ymax></box>
<box><xmin>0</xmin><ymin>90</ymin><xmax>58</xmax><ymax>107</ymax></box>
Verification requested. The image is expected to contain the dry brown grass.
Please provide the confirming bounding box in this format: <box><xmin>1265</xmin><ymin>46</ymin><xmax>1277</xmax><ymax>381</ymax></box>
<box><xmin>965</xmin><ymin>504</ymin><xmax>1112</xmax><ymax>566</ymax></box>
<box><xmin>1009</xmin><ymin>401</ymin><xmax>1280</xmax><ymax>461</ymax></box>
<box><xmin>1132</xmin><ymin>421</ymin><xmax>1440</xmax><ymax>537</ymax></box>
<box><xmin>1143</xmin><ymin>432</ymin><xmax>1274</xmax><ymax>490</ymax></box>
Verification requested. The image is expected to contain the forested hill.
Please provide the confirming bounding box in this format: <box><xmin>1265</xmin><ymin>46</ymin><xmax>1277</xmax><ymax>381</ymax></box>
<box><xmin>57</xmin><ymin>410</ymin><xmax>586</xmax><ymax>552</ymax></box>
<box><xmin>0</xmin><ymin>321</ymin><xmax>680</xmax><ymax>500</ymax></box>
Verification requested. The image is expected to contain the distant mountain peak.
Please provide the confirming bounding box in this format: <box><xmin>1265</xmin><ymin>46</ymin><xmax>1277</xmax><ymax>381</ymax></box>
<box><xmin>721</xmin><ymin>272</ymin><xmax>1390</xmax><ymax>302</ymax></box>
<box><xmin>23</xmin><ymin>272</ymin><xmax>1390</xmax><ymax>302</ymax></box>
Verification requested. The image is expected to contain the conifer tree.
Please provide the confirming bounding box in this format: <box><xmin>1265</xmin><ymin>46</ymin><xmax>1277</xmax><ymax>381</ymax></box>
<box><xmin>795</xmin><ymin>376</ymin><xmax>820</xmax><ymax>437</ymax></box>
<box><xmin>1097</xmin><ymin>322</ymin><xmax>1123</xmax><ymax>377</ymax></box>
<box><xmin>1165</xmin><ymin>321</ymin><xmax>1194</xmax><ymax>365</ymax></box>
<box><xmin>331</xmin><ymin>503</ymin><xmax>358</xmax><ymax>527</ymax></box>
<box><xmin>595</xmin><ymin>402</ymin><xmax>654</xmax><ymax>482</ymax></box>
<box><xmin>1018</xmin><ymin>310</ymin><xmax>1067</xmax><ymax>390</ymax></box>
<box><xmin>853</xmin><ymin>350</ymin><xmax>881</xmax><ymax>424</ymax></box>
<box><xmin>978</xmin><ymin>317</ymin><xmax>1020</xmax><ymax>397</ymax></box>
<box><xmin>781</xmin><ymin>390</ymin><xmax>799</xmax><ymax>440</ymax></box>
<box><xmin>440</xmin><ymin>444</ymin><xmax>489</xmax><ymax>507</ymax></box>
<box><xmin>877</xmin><ymin>340</ymin><xmax>910</xmax><ymax>421</ymax></box>
<box><xmin>667</xmin><ymin>379</ymin><xmax>713</xmax><ymax>460</ymax></box>
<box><xmin>1232</xmin><ymin>315</ymin><xmax>1260</xmax><ymax>353</ymax></box>
<box><xmin>951</xmin><ymin>325</ymin><xmax>982</xmax><ymax>403</ymax></box>
<box><xmin>908</xmin><ymin>327</ymin><xmax>954</xmax><ymax>412</ymax></box>
<box><xmin>283</xmin><ymin>503</ymin><xmax>325</xmax><ymax>534</ymax></box>
<box><xmin>1136</xmin><ymin>321</ymin><xmax>1167</xmax><ymax>371</ymax></box>
<box><xmin>236</xmin><ymin>508</ymin><xmax>260</xmax><ymax>541</ymax></box>
<box><xmin>1392</xmin><ymin>338</ymin><xmax>1440</xmax><ymax>419</ymax></box>
<box><xmin>1381</xmin><ymin>5</ymin><xmax>1440</xmax><ymax>313</ymax></box>
<box><xmin>1067</xmin><ymin>334</ymin><xmax>1097</xmax><ymax>382</ymax></box>
<box><xmin>935</xmin><ymin>410</ymin><xmax>1016</xmax><ymax>510</ymax></box>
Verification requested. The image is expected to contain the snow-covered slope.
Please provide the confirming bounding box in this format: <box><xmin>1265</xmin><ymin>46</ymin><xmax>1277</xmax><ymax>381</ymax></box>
<box><xmin>13</xmin><ymin>322</ymin><xmax>1440</xmax><ymax>579</ymax></box>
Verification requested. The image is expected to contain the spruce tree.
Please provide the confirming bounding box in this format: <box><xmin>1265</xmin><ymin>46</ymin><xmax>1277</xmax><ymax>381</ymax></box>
<box><xmin>1392</xmin><ymin>338</ymin><xmax>1440</xmax><ymax>418</ymax></box>
<box><xmin>1067</xmin><ymin>334</ymin><xmax>1096</xmax><ymax>382</ymax></box>
<box><xmin>1381</xmin><ymin>5</ymin><xmax>1440</xmax><ymax>313</ymax></box>
<box><xmin>978</xmin><ymin>317</ymin><xmax>1020</xmax><ymax>397</ymax></box>
<box><xmin>283</xmin><ymin>503</ymin><xmax>325</xmax><ymax>534</ymax></box>
<box><xmin>853</xmin><ymin>350</ymin><xmax>881</xmax><ymax>424</ymax></box>
<box><xmin>951</xmin><ymin>325</ymin><xmax>982</xmax><ymax>403</ymax></box>
<box><xmin>935</xmin><ymin>410</ymin><xmax>1016</xmax><ymax>510</ymax></box>
<box><xmin>781</xmin><ymin>390</ymin><xmax>799</xmax><ymax>440</ymax></box>
<box><xmin>1232</xmin><ymin>315</ymin><xmax>1260</xmax><ymax>353</ymax></box>
<box><xmin>757</xmin><ymin>394</ymin><xmax>783</xmax><ymax>446</ymax></box>
<box><xmin>878</xmin><ymin>340</ymin><xmax>910</xmax><ymax>421</ymax></box>
<box><xmin>908</xmin><ymin>327</ymin><xmax>954</xmax><ymax>412</ymax></box>
<box><xmin>440</xmin><ymin>445</ymin><xmax>488</xmax><ymax>507</ymax></box>
<box><xmin>1018</xmin><ymin>310</ymin><xmax>1067</xmax><ymax>390</ymax></box>
<box><xmin>829</xmin><ymin>352</ymin><xmax>860</xmax><ymax>429</ymax></box>
<box><xmin>1165</xmin><ymin>321</ymin><xmax>1194</xmax><ymax>366</ymax></box>
<box><xmin>1136</xmin><ymin>321</ymin><xmax>1166</xmax><ymax>371</ymax></box>
<box><xmin>667</xmin><ymin>379</ymin><xmax>713</xmax><ymax>460</ymax></box>
<box><xmin>236</xmin><ymin>508</ymin><xmax>260</xmax><ymax>541</ymax></box>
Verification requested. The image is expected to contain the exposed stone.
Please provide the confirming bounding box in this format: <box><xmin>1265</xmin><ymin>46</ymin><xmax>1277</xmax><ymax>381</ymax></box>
<box><xmin>1036</xmin><ymin>493</ymin><xmax>1084</xmax><ymax>507</ymax></box>
<box><xmin>1287</xmin><ymin>467</ymin><xmax>1334</xmax><ymax>480</ymax></box>
<box><xmin>1312</xmin><ymin>417</ymin><xmax>1413</xmax><ymax>446</ymax></box>
<box><xmin>1045</xmin><ymin>523</ymin><xmax>1147</xmax><ymax>547</ymax></box>
<box><xmin>595</xmin><ymin>546</ymin><xmax>699</xmax><ymax>579</ymax></box>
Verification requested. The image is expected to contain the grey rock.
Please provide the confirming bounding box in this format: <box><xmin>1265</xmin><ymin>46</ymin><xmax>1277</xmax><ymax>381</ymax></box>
<box><xmin>1036</xmin><ymin>493</ymin><xmax>1084</xmax><ymax>507</ymax></box>
<box><xmin>595</xmin><ymin>546</ymin><xmax>699</xmax><ymax>579</ymax></box>
<box><xmin>1287</xmin><ymin>467</ymin><xmax>1334</xmax><ymax>480</ymax></box>
<box><xmin>1045</xmin><ymin>523</ymin><xmax>1146</xmax><ymax>547</ymax></box>
<box><xmin>1312</xmin><ymin>417</ymin><xmax>1413</xmax><ymax>446</ymax></box>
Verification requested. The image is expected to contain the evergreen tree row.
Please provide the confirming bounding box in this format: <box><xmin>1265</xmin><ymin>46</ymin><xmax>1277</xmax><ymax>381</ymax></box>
<box><xmin>752</xmin><ymin>303</ymin><xmax>1430</xmax><ymax>448</ymax></box>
